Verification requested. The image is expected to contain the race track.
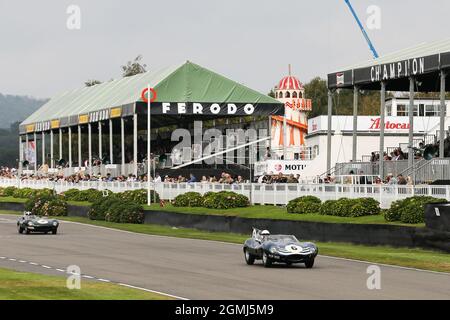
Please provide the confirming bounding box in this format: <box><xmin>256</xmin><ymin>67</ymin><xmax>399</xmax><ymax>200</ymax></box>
<box><xmin>0</xmin><ymin>214</ymin><xmax>449</xmax><ymax>300</ymax></box>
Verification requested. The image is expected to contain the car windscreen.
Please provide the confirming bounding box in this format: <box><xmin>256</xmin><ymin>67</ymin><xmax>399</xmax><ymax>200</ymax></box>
<box><xmin>267</xmin><ymin>235</ymin><xmax>298</xmax><ymax>243</ymax></box>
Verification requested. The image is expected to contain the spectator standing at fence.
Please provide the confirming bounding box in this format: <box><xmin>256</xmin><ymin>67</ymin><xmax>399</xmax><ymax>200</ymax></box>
<box><xmin>187</xmin><ymin>173</ymin><xmax>197</xmax><ymax>183</ymax></box>
<box><xmin>397</xmin><ymin>174</ymin><xmax>407</xmax><ymax>185</ymax></box>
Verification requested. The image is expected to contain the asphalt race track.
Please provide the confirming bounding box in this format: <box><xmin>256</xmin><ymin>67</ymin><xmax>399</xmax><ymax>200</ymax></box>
<box><xmin>0</xmin><ymin>214</ymin><xmax>449</xmax><ymax>300</ymax></box>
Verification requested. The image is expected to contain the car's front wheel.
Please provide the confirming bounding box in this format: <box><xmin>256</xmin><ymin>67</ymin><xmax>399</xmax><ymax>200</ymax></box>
<box><xmin>17</xmin><ymin>225</ymin><xmax>23</xmax><ymax>234</ymax></box>
<box><xmin>305</xmin><ymin>258</ymin><xmax>315</xmax><ymax>269</ymax></box>
<box><xmin>52</xmin><ymin>229</ymin><xmax>57</xmax><ymax>235</ymax></box>
<box><xmin>244</xmin><ymin>249</ymin><xmax>255</xmax><ymax>265</ymax></box>
<box><xmin>262</xmin><ymin>252</ymin><xmax>272</xmax><ymax>268</ymax></box>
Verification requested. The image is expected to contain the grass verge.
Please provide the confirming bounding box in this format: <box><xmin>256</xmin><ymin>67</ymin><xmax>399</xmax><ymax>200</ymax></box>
<box><xmin>0</xmin><ymin>267</ymin><xmax>172</xmax><ymax>300</ymax></box>
<box><xmin>0</xmin><ymin>196</ymin><xmax>424</xmax><ymax>227</ymax></box>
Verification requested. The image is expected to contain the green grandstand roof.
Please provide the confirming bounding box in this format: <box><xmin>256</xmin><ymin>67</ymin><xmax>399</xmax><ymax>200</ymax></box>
<box><xmin>21</xmin><ymin>61</ymin><xmax>281</xmax><ymax>129</ymax></box>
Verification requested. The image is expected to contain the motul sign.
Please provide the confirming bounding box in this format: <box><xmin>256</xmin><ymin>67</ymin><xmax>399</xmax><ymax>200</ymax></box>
<box><xmin>369</xmin><ymin>118</ymin><xmax>410</xmax><ymax>130</ymax></box>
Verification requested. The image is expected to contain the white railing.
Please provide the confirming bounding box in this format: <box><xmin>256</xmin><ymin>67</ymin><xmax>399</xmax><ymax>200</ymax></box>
<box><xmin>1</xmin><ymin>178</ymin><xmax>450</xmax><ymax>208</ymax></box>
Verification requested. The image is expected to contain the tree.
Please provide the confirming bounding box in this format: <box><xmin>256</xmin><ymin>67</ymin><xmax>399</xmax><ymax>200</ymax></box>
<box><xmin>121</xmin><ymin>55</ymin><xmax>147</xmax><ymax>77</ymax></box>
<box><xmin>267</xmin><ymin>89</ymin><xmax>275</xmax><ymax>98</ymax></box>
<box><xmin>85</xmin><ymin>80</ymin><xmax>102</xmax><ymax>87</ymax></box>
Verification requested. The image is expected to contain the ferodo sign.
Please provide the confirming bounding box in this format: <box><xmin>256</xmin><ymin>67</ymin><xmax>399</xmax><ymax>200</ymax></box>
<box><xmin>142</xmin><ymin>102</ymin><xmax>256</xmax><ymax>115</ymax></box>
<box><xmin>255</xmin><ymin>160</ymin><xmax>309</xmax><ymax>176</ymax></box>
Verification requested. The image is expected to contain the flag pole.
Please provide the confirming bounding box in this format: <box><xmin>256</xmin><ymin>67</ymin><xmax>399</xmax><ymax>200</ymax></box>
<box><xmin>147</xmin><ymin>85</ymin><xmax>151</xmax><ymax>206</ymax></box>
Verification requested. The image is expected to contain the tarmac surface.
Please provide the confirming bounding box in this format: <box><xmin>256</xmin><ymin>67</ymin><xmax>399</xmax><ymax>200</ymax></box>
<box><xmin>0</xmin><ymin>214</ymin><xmax>449</xmax><ymax>300</ymax></box>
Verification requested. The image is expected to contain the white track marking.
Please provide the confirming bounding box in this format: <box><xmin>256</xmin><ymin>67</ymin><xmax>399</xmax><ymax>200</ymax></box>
<box><xmin>118</xmin><ymin>283</ymin><xmax>188</xmax><ymax>300</ymax></box>
<box><xmin>60</xmin><ymin>220</ymin><xmax>450</xmax><ymax>276</ymax></box>
<box><xmin>0</xmin><ymin>255</ymin><xmax>189</xmax><ymax>300</ymax></box>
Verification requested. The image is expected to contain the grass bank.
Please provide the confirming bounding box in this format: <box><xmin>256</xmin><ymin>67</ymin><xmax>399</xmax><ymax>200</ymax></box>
<box><xmin>0</xmin><ymin>267</ymin><xmax>172</xmax><ymax>300</ymax></box>
<box><xmin>0</xmin><ymin>196</ymin><xmax>424</xmax><ymax>227</ymax></box>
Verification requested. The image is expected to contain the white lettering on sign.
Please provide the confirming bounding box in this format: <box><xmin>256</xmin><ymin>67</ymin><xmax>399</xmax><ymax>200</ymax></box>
<box><xmin>160</xmin><ymin>103</ymin><xmax>255</xmax><ymax>115</ymax></box>
<box><xmin>370</xmin><ymin>58</ymin><xmax>424</xmax><ymax>82</ymax></box>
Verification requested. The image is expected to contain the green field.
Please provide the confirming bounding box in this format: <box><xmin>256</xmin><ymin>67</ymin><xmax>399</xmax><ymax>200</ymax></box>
<box><xmin>0</xmin><ymin>267</ymin><xmax>172</xmax><ymax>300</ymax></box>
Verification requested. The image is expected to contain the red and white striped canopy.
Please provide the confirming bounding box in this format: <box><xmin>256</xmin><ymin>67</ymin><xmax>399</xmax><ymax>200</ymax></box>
<box><xmin>277</xmin><ymin>76</ymin><xmax>303</xmax><ymax>90</ymax></box>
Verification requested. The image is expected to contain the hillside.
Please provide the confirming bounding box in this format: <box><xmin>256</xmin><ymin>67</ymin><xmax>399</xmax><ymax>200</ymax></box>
<box><xmin>0</xmin><ymin>93</ymin><xmax>47</xmax><ymax>128</ymax></box>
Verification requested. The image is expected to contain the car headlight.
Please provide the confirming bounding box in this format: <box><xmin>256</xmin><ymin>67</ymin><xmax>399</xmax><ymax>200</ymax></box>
<box><xmin>270</xmin><ymin>247</ymin><xmax>277</xmax><ymax>254</ymax></box>
<box><xmin>53</xmin><ymin>221</ymin><xmax>58</xmax><ymax>227</ymax></box>
<box><xmin>28</xmin><ymin>221</ymin><xmax>34</xmax><ymax>226</ymax></box>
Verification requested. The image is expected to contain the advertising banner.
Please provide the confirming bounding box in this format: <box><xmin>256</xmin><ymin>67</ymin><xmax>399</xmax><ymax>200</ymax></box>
<box><xmin>254</xmin><ymin>160</ymin><xmax>309</xmax><ymax>176</ymax></box>
<box><xmin>25</xmin><ymin>141</ymin><xmax>36</xmax><ymax>164</ymax></box>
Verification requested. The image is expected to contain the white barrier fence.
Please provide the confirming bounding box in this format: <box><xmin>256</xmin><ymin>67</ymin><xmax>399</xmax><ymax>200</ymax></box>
<box><xmin>1</xmin><ymin>178</ymin><xmax>450</xmax><ymax>208</ymax></box>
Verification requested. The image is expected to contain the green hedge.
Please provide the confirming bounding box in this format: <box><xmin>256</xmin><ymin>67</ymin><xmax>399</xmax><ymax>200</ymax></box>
<box><xmin>2</xmin><ymin>186</ymin><xmax>18</xmax><ymax>197</ymax></box>
<box><xmin>89</xmin><ymin>195</ymin><xmax>144</xmax><ymax>224</ymax></box>
<box><xmin>62</xmin><ymin>188</ymin><xmax>105</xmax><ymax>203</ymax></box>
<box><xmin>118</xmin><ymin>189</ymin><xmax>159</xmax><ymax>205</ymax></box>
<box><xmin>384</xmin><ymin>196</ymin><xmax>446</xmax><ymax>224</ymax></box>
<box><xmin>24</xmin><ymin>193</ymin><xmax>67</xmax><ymax>217</ymax></box>
<box><xmin>287</xmin><ymin>196</ymin><xmax>321</xmax><ymax>214</ymax></box>
<box><xmin>318</xmin><ymin>198</ymin><xmax>380</xmax><ymax>217</ymax></box>
<box><xmin>203</xmin><ymin>191</ymin><xmax>249</xmax><ymax>209</ymax></box>
<box><xmin>172</xmin><ymin>192</ymin><xmax>204</xmax><ymax>207</ymax></box>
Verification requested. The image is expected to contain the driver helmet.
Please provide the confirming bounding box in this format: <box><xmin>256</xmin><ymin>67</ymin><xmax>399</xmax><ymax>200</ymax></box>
<box><xmin>260</xmin><ymin>230</ymin><xmax>270</xmax><ymax>241</ymax></box>
<box><xmin>24</xmin><ymin>211</ymin><xmax>32</xmax><ymax>216</ymax></box>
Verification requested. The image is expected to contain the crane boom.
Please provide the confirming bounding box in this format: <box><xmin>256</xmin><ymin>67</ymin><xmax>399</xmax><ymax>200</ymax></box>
<box><xmin>344</xmin><ymin>0</ymin><xmax>379</xmax><ymax>59</ymax></box>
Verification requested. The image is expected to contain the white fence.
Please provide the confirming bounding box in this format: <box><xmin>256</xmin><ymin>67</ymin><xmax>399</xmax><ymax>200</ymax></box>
<box><xmin>1</xmin><ymin>178</ymin><xmax>450</xmax><ymax>208</ymax></box>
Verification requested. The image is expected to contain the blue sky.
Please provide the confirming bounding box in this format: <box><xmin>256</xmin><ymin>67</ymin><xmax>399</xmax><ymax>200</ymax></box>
<box><xmin>1</xmin><ymin>0</ymin><xmax>449</xmax><ymax>98</ymax></box>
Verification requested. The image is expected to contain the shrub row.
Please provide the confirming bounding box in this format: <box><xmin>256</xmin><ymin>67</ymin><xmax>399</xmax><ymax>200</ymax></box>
<box><xmin>88</xmin><ymin>195</ymin><xmax>144</xmax><ymax>224</ymax></box>
<box><xmin>173</xmin><ymin>191</ymin><xmax>250</xmax><ymax>209</ymax></box>
<box><xmin>0</xmin><ymin>186</ymin><xmax>54</xmax><ymax>199</ymax></box>
<box><xmin>384</xmin><ymin>196</ymin><xmax>446</xmax><ymax>224</ymax></box>
<box><xmin>24</xmin><ymin>193</ymin><xmax>67</xmax><ymax>217</ymax></box>
<box><xmin>287</xmin><ymin>196</ymin><xmax>380</xmax><ymax>217</ymax></box>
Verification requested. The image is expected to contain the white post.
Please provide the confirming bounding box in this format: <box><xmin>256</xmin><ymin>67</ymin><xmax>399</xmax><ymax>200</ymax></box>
<box><xmin>283</xmin><ymin>108</ymin><xmax>287</xmax><ymax>160</ymax></box>
<box><xmin>147</xmin><ymin>85</ymin><xmax>152</xmax><ymax>206</ymax></box>
<box><xmin>25</xmin><ymin>134</ymin><xmax>29</xmax><ymax>170</ymax></box>
<box><xmin>19</xmin><ymin>135</ymin><xmax>23</xmax><ymax>174</ymax></box>
<box><xmin>88</xmin><ymin>123</ymin><xmax>92</xmax><ymax>172</ymax></box>
<box><xmin>121</xmin><ymin>117</ymin><xmax>125</xmax><ymax>174</ymax></box>
<box><xmin>133</xmin><ymin>113</ymin><xmax>138</xmax><ymax>176</ymax></box>
<box><xmin>109</xmin><ymin>119</ymin><xmax>113</xmax><ymax>164</ymax></box>
<box><xmin>98</xmin><ymin>121</ymin><xmax>102</xmax><ymax>161</ymax></box>
<box><xmin>68</xmin><ymin>127</ymin><xmax>72</xmax><ymax>167</ymax></box>
<box><xmin>78</xmin><ymin>125</ymin><xmax>82</xmax><ymax>169</ymax></box>
<box><xmin>42</xmin><ymin>131</ymin><xmax>46</xmax><ymax>166</ymax></box>
<box><xmin>59</xmin><ymin>128</ymin><xmax>62</xmax><ymax>161</ymax></box>
<box><xmin>33</xmin><ymin>132</ymin><xmax>37</xmax><ymax>172</ymax></box>
<box><xmin>50</xmin><ymin>130</ymin><xmax>54</xmax><ymax>168</ymax></box>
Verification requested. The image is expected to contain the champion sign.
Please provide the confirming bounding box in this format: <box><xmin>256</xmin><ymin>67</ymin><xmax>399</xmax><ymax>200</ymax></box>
<box><xmin>370</xmin><ymin>57</ymin><xmax>425</xmax><ymax>82</ymax></box>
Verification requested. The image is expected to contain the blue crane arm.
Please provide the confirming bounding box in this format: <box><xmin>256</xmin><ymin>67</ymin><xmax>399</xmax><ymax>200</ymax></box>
<box><xmin>344</xmin><ymin>0</ymin><xmax>379</xmax><ymax>59</ymax></box>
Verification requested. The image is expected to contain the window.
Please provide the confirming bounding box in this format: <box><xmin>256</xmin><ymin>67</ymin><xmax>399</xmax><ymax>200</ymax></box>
<box><xmin>397</xmin><ymin>104</ymin><xmax>418</xmax><ymax>116</ymax></box>
<box><xmin>386</xmin><ymin>104</ymin><xmax>392</xmax><ymax>116</ymax></box>
<box><xmin>425</xmin><ymin>104</ymin><xmax>440</xmax><ymax>116</ymax></box>
<box><xmin>397</xmin><ymin>104</ymin><xmax>407</xmax><ymax>116</ymax></box>
<box><xmin>292</xmin><ymin>92</ymin><xmax>298</xmax><ymax>98</ymax></box>
<box><xmin>278</xmin><ymin>92</ymin><xmax>283</xmax><ymax>99</ymax></box>
<box><xmin>285</xmin><ymin>91</ymin><xmax>291</xmax><ymax>98</ymax></box>
<box><xmin>299</xmin><ymin>92</ymin><xmax>303</xmax><ymax>98</ymax></box>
